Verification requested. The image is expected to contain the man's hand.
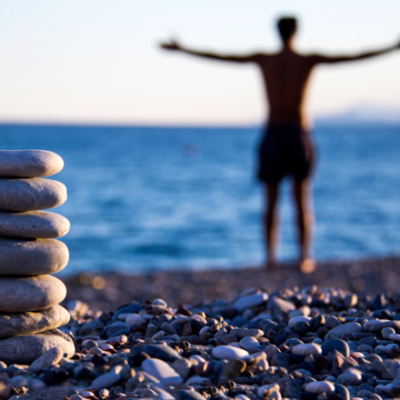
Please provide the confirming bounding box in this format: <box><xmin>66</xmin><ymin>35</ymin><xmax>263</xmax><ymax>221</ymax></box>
<box><xmin>160</xmin><ymin>39</ymin><xmax>181</xmax><ymax>51</ymax></box>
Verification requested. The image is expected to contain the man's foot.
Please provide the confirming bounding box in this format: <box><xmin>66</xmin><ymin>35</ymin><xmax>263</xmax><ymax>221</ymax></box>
<box><xmin>265</xmin><ymin>259</ymin><xmax>278</xmax><ymax>271</ymax></box>
<box><xmin>299</xmin><ymin>258</ymin><xmax>316</xmax><ymax>274</ymax></box>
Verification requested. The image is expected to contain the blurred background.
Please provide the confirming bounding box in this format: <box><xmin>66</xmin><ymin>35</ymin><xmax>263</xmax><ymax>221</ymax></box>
<box><xmin>0</xmin><ymin>0</ymin><xmax>399</xmax><ymax>275</ymax></box>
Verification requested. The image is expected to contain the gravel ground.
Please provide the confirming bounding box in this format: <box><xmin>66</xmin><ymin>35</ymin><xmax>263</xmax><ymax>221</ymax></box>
<box><xmin>62</xmin><ymin>256</ymin><xmax>400</xmax><ymax>312</ymax></box>
<box><xmin>5</xmin><ymin>270</ymin><xmax>400</xmax><ymax>400</ymax></box>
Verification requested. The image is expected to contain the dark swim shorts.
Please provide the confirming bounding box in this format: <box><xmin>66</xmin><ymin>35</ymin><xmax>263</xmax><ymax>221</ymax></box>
<box><xmin>257</xmin><ymin>123</ymin><xmax>315</xmax><ymax>183</ymax></box>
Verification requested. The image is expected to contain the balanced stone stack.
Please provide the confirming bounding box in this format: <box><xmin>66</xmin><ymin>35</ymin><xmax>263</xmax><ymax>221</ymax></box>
<box><xmin>0</xmin><ymin>150</ymin><xmax>75</xmax><ymax>364</ymax></box>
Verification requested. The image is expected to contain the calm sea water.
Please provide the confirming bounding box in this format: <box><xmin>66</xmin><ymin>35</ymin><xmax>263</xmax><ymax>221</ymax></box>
<box><xmin>1</xmin><ymin>123</ymin><xmax>399</xmax><ymax>274</ymax></box>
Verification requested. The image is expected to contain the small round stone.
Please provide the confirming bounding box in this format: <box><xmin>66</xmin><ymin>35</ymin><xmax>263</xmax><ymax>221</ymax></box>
<box><xmin>382</xmin><ymin>327</ymin><xmax>396</xmax><ymax>339</ymax></box>
<box><xmin>292</xmin><ymin>343</ymin><xmax>322</xmax><ymax>356</ymax></box>
<box><xmin>240</xmin><ymin>336</ymin><xmax>260</xmax><ymax>350</ymax></box>
<box><xmin>30</xmin><ymin>347</ymin><xmax>64</xmax><ymax>372</ymax></box>
<box><xmin>324</xmin><ymin>322</ymin><xmax>363</xmax><ymax>340</ymax></box>
<box><xmin>212</xmin><ymin>345</ymin><xmax>249</xmax><ymax>360</ymax></box>
<box><xmin>305</xmin><ymin>381</ymin><xmax>335</xmax><ymax>394</ymax></box>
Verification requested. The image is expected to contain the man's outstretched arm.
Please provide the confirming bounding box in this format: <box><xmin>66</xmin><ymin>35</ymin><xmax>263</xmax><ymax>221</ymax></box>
<box><xmin>310</xmin><ymin>41</ymin><xmax>400</xmax><ymax>64</ymax></box>
<box><xmin>160</xmin><ymin>39</ymin><xmax>261</xmax><ymax>63</ymax></box>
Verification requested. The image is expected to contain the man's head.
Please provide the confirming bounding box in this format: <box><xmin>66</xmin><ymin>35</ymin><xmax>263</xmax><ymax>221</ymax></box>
<box><xmin>277</xmin><ymin>17</ymin><xmax>297</xmax><ymax>42</ymax></box>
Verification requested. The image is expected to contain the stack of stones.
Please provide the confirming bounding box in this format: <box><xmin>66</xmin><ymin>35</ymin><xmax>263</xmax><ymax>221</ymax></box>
<box><xmin>0</xmin><ymin>150</ymin><xmax>74</xmax><ymax>365</ymax></box>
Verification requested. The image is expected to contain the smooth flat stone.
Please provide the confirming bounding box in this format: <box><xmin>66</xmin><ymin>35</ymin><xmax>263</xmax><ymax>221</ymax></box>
<box><xmin>91</xmin><ymin>365</ymin><xmax>122</xmax><ymax>389</ymax></box>
<box><xmin>0</xmin><ymin>210</ymin><xmax>70</xmax><ymax>239</ymax></box>
<box><xmin>267</xmin><ymin>297</ymin><xmax>296</xmax><ymax>314</ymax></box>
<box><xmin>30</xmin><ymin>347</ymin><xmax>64</xmax><ymax>372</ymax></box>
<box><xmin>142</xmin><ymin>358</ymin><xmax>183</xmax><ymax>386</ymax></box>
<box><xmin>0</xmin><ymin>150</ymin><xmax>64</xmax><ymax>178</ymax></box>
<box><xmin>0</xmin><ymin>275</ymin><xmax>66</xmax><ymax>312</ymax></box>
<box><xmin>0</xmin><ymin>329</ymin><xmax>74</xmax><ymax>365</ymax></box>
<box><xmin>305</xmin><ymin>381</ymin><xmax>335</xmax><ymax>394</ymax></box>
<box><xmin>240</xmin><ymin>336</ymin><xmax>260</xmax><ymax>350</ymax></box>
<box><xmin>141</xmin><ymin>344</ymin><xmax>181</xmax><ymax>362</ymax></box>
<box><xmin>292</xmin><ymin>343</ymin><xmax>322</xmax><ymax>356</ymax></box>
<box><xmin>0</xmin><ymin>238</ymin><xmax>69</xmax><ymax>275</ymax></box>
<box><xmin>212</xmin><ymin>345</ymin><xmax>249</xmax><ymax>360</ymax></box>
<box><xmin>233</xmin><ymin>293</ymin><xmax>269</xmax><ymax>311</ymax></box>
<box><xmin>0</xmin><ymin>305</ymin><xmax>70</xmax><ymax>339</ymax></box>
<box><xmin>0</xmin><ymin>178</ymin><xmax>67</xmax><ymax>211</ymax></box>
<box><xmin>325</xmin><ymin>322</ymin><xmax>363</xmax><ymax>340</ymax></box>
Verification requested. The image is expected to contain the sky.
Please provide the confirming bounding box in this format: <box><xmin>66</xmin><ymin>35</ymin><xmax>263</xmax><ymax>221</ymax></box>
<box><xmin>0</xmin><ymin>0</ymin><xmax>399</xmax><ymax>125</ymax></box>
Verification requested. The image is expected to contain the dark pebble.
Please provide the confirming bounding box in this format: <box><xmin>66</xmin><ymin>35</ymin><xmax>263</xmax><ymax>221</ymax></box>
<box><xmin>322</xmin><ymin>339</ymin><xmax>350</xmax><ymax>357</ymax></box>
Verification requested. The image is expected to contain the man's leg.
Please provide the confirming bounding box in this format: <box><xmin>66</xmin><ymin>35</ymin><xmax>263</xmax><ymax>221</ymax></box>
<box><xmin>263</xmin><ymin>183</ymin><xmax>280</xmax><ymax>269</ymax></box>
<box><xmin>292</xmin><ymin>179</ymin><xmax>315</xmax><ymax>273</ymax></box>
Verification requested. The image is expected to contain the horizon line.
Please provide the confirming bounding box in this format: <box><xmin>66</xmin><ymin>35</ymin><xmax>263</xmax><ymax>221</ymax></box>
<box><xmin>0</xmin><ymin>119</ymin><xmax>399</xmax><ymax>129</ymax></box>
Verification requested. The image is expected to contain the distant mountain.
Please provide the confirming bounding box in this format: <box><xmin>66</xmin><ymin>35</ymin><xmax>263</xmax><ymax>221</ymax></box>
<box><xmin>316</xmin><ymin>103</ymin><xmax>400</xmax><ymax>124</ymax></box>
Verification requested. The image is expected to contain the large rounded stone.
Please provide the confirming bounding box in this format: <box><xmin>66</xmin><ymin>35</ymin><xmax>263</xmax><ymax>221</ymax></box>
<box><xmin>0</xmin><ymin>178</ymin><xmax>67</xmax><ymax>211</ymax></box>
<box><xmin>0</xmin><ymin>238</ymin><xmax>69</xmax><ymax>275</ymax></box>
<box><xmin>0</xmin><ymin>150</ymin><xmax>64</xmax><ymax>178</ymax></box>
<box><xmin>0</xmin><ymin>275</ymin><xmax>66</xmax><ymax>312</ymax></box>
<box><xmin>0</xmin><ymin>305</ymin><xmax>70</xmax><ymax>339</ymax></box>
<box><xmin>0</xmin><ymin>211</ymin><xmax>70</xmax><ymax>239</ymax></box>
<box><xmin>0</xmin><ymin>329</ymin><xmax>74</xmax><ymax>364</ymax></box>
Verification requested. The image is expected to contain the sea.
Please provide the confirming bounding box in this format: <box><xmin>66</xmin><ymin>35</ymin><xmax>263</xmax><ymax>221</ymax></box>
<box><xmin>1</xmin><ymin>123</ymin><xmax>399</xmax><ymax>275</ymax></box>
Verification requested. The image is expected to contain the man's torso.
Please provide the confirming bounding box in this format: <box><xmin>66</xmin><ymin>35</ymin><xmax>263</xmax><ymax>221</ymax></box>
<box><xmin>256</xmin><ymin>51</ymin><xmax>315</xmax><ymax>130</ymax></box>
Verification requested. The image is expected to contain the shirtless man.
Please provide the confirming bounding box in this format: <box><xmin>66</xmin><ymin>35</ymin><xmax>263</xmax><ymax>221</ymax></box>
<box><xmin>161</xmin><ymin>17</ymin><xmax>399</xmax><ymax>272</ymax></box>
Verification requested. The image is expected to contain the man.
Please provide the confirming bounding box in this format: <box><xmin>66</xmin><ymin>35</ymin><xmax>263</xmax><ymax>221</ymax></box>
<box><xmin>161</xmin><ymin>17</ymin><xmax>399</xmax><ymax>273</ymax></box>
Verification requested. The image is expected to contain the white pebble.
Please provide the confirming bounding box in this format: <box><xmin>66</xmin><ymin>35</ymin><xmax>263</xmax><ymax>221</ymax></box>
<box><xmin>389</xmin><ymin>333</ymin><xmax>400</xmax><ymax>342</ymax></box>
<box><xmin>233</xmin><ymin>292</ymin><xmax>269</xmax><ymax>311</ymax></box>
<box><xmin>339</xmin><ymin>367</ymin><xmax>362</xmax><ymax>384</ymax></box>
<box><xmin>257</xmin><ymin>383</ymin><xmax>280</xmax><ymax>399</ymax></box>
<box><xmin>212</xmin><ymin>346</ymin><xmax>249</xmax><ymax>360</ymax></box>
<box><xmin>153</xmin><ymin>298</ymin><xmax>167</xmax><ymax>307</ymax></box>
<box><xmin>292</xmin><ymin>343</ymin><xmax>322</xmax><ymax>356</ymax></box>
<box><xmin>199</xmin><ymin>326</ymin><xmax>210</xmax><ymax>336</ymax></box>
<box><xmin>363</xmin><ymin>319</ymin><xmax>389</xmax><ymax>329</ymax></box>
<box><xmin>256</xmin><ymin>359</ymin><xmax>269</xmax><ymax>371</ymax></box>
<box><xmin>305</xmin><ymin>381</ymin><xmax>335</xmax><ymax>394</ymax></box>
<box><xmin>191</xmin><ymin>314</ymin><xmax>207</xmax><ymax>324</ymax></box>
<box><xmin>382</xmin><ymin>327</ymin><xmax>396</xmax><ymax>339</ymax></box>
<box><xmin>142</xmin><ymin>358</ymin><xmax>183</xmax><ymax>386</ymax></box>
<box><xmin>240</xmin><ymin>336</ymin><xmax>259</xmax><ymax>351</ymax></box>
<box><xmin>190</xmin><ymin>355</ymin><xmax>206</xmax><ymax>363</ymax></box>
<box><xmin>91</xmin><ymin>368</ymin><xmax>121</xmax><ymax>389</ymax></box>
<box><xmin>30</xmin><ymin>348</ymin><xmax>63</xmax><ymax>373</ymax></box>
<box><xmin>152</xmin><ymin>330</ymin><xmax>165</xmax><ymax>340</ymax></box>
<box><xmin>98</xmin><ymin>389</ymin><xmax>109</xmax><ymax>399</ymax></box>
<box><xmin>125</xmin><ymin>313</ymin><xmax>146</xmax><ymax>327</ymax></box>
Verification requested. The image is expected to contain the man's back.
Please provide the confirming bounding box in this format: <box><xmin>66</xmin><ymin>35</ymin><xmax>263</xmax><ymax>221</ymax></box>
<box><xmin>256</xmin><ymin>50</ymin><xmax>314</xmax><ymax>129</ymax></box>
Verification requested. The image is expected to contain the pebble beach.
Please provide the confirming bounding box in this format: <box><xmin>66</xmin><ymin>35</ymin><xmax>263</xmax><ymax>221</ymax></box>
<box><xmin>0</xmin><ymin>256</ymin><xmax>399</xmax><ymax>399</ymax></box>
<box><xmin>63</xmin><ymin>256</ymin><xmax>400</xmax><ymax>311</ymax></box>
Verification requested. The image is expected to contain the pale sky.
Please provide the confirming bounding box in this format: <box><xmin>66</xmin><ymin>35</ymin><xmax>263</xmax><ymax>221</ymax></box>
<box><xmin>0</xmin><ymin>0</ymin><xmax>399</xmax><ymax>125</ymax></box>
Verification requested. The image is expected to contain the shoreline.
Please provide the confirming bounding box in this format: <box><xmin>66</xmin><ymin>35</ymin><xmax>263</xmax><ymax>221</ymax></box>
<box><xmin>62</xmin><ymin>255</ymin><xmax>400</xmax><ymax>312</ymax></box>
